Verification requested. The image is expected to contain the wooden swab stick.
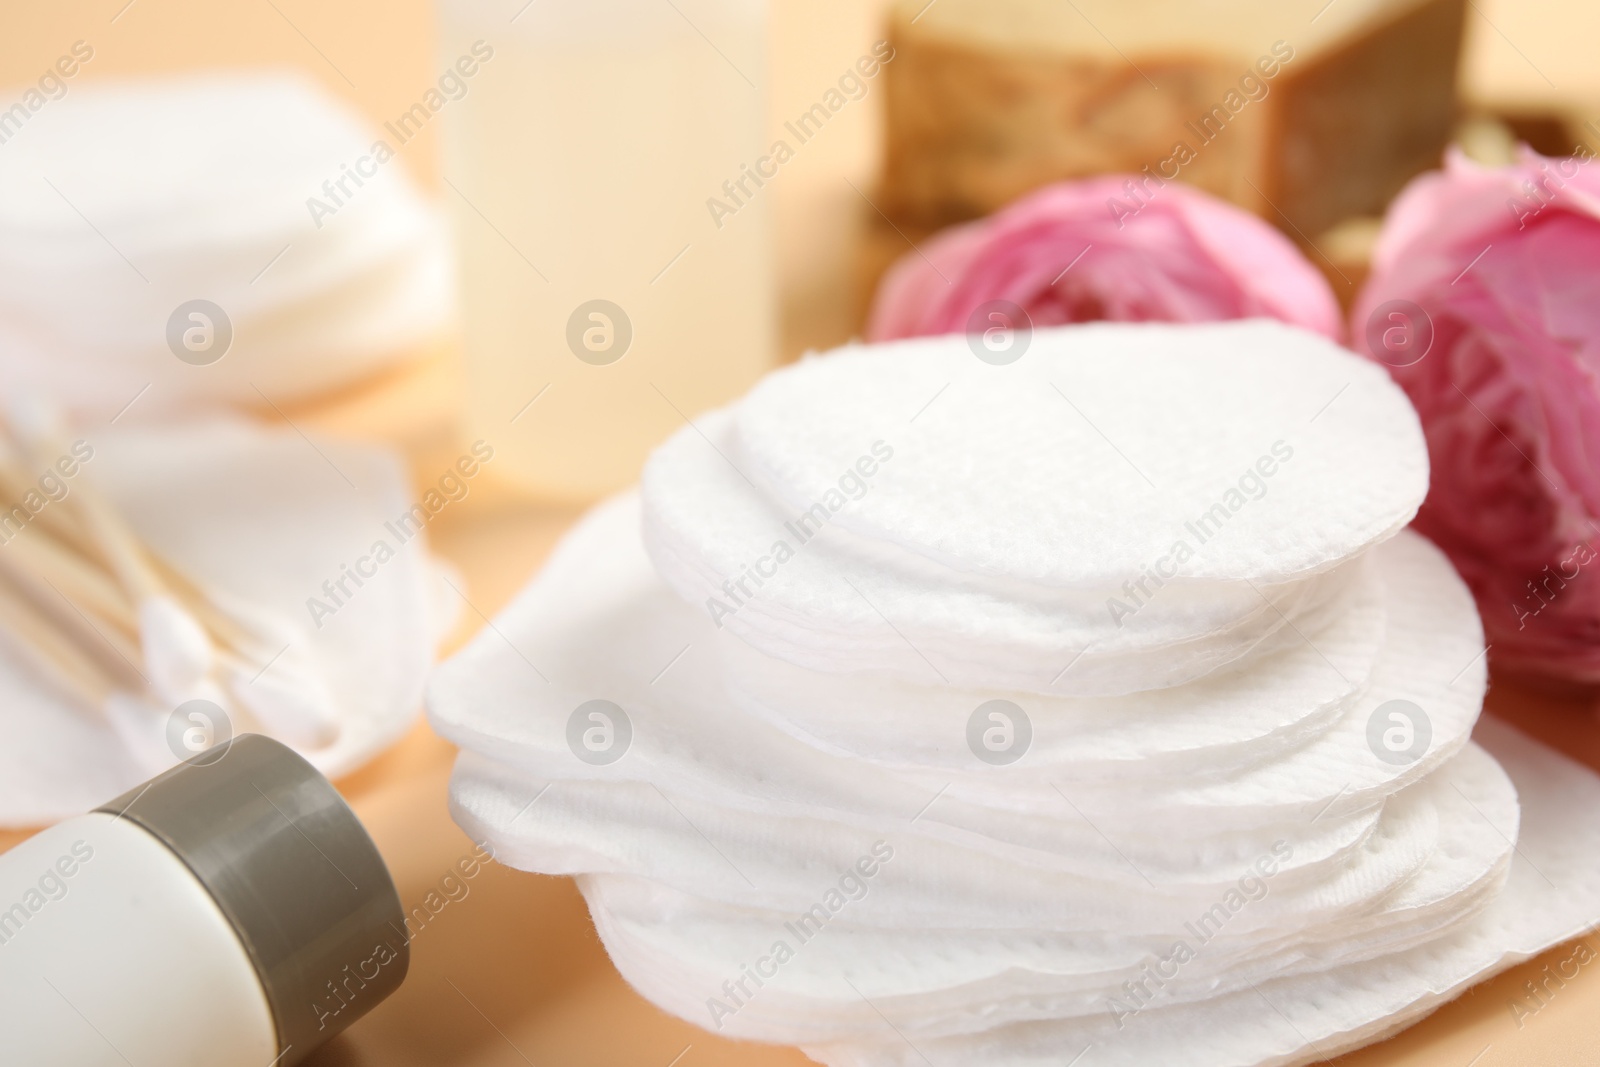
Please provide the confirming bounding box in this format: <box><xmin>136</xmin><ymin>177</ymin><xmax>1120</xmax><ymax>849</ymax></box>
<box><xmin>0</xmin><ymin>407</ymin><xmax>274</xmax><ymax>667</ymax></box>
<box><xmin>5</xmin><ymin>480</ymin><xmax>318</xmax><ymax>706</ymax></box>
<box><xmin>148</xmin><ymin>558</ymin><xmax>262</xmax><ymax>652</ymax></box>
<box><xmin>0</xmin><ymin>552</ymin><xmax>143</xmax><ymax>681</ymax></box>
<box><xmin>45</xmin><ymin>462</ymin><xmax>161</xmax><ymax>604</ymax></box>
<box><xmin>0</xmin><ymin>403</ymin><xmax>340</xmax><ymax>750</ymax></box>
<box><xmin>0</xmin><ymin>541</ymin><xmax>327</xmax><ymax>746</ymax></box>
<box><xmin>0</xmin><ymin>574</ymin><xmax>118</xmax><ymax>711</ymax></box>
<box><xmin>1</xmin><ymin>501</ymin><xmax>243</xmax><ymax>671</ymax></box>
<box><xmin>0</xmin><ymin>435</ymin><xmax>102</xmax><ymax>563</ymax></box>
<box><xmin>3</xmin><ymin>532</ymin><xmax>138</xmax><ymax>634</ymax></box>
<box><xmin>5</xmin><ymin>405</ymin><xmax>216</xmax><ymax>704</ymax></box>
<box><xmin>2</xmin><ymin>397</ymin><xmax>168</xmax><ymax>601</ymax></box>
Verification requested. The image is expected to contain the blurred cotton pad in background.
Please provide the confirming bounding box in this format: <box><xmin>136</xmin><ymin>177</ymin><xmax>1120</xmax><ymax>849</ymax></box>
<box><xmin>0</xmin><ymin>72</ymin><xmax>451</xmax><ymax>419</ymax></box>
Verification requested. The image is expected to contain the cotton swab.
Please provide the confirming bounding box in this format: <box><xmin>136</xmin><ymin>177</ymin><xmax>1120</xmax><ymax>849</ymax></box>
<box><xmin>3</xmin><ymin>532</ymin><xmax>137</xmax><ymax>632</ymax></box>
<box><xmin>0</xmin><ymin>552</ymin><xmax>143</xmax><ymax>686</ymax></box>
<box><xmin>152</xmin><ymin>577</ymin><xmax>342</xmax><ymax>749</ymax></box>
<box><xmin>16</xmin><ymin>526</ymin><xmax>342</xmax><ymax>750</ymax></box>
<box><xmin>6</xmin><ymin>394</ymin><xmax>215</xmax><ymax>704</ymax></box>
<box><xmin>0</xmin><ymin>396</ymin><xmax>346</xmax><ymax>755</ymax></box>
<box><xmin>0</xmin><ymin>561</ymin><xmax>173</xmax><ymax>775</ymax></box>
<box><xmin>0</xmin><ymin>576</ymin><xmax>118</xmax><ymax>711</ymax></box>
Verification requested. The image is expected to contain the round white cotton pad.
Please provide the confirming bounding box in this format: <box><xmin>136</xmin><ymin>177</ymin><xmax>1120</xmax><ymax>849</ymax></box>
<box><xmin>430</xmin><ymin>495</ymin><xmax>1486</xmax><ymax>923</ymax></box>
<box><xmin>451</xmin><ymin>742</ymin><xmax>1388</xmax><ymax>900</ymax></box>
<box><xmin>995</xmin><ymin>532</ymin><xmax>1488</xmax><ymax>830</ymax></box>
<box><xmin>574</xmin><ymin>744</ymin><xmax>1511</xmax><ymax>1045</ymax></box>
<box><xmin>808</xmin><ymin>719</ymin><xmax>1595</xmax><ymax>1067</ymax></box>
<box><xmin>730</xmin><ymin>319</ymin><xmax>1426</xmax><ymax>588</ymax></box>
<box><xmin>433</xmin><ymin>493</ymin><xmax>1478</xmax><ymax>808</ymax></box>
<box><xmin>0</xmin><ymin>72</ymin><xmax>451</xmax><ymax>420</ymax></box>
<box><xmin>714</xmin><ymin>552</ymin><xmax>1385</xmax><ymax>778</ymax></box>
<box><xmin>0</xmin><ymin>418</ymin><xmax>442</xmax><ymax>826</ymax></box>
<box><xmin>642</xmin><ymin>409</ymin><xmax>1354</xmax><ymax>695</ymax></box>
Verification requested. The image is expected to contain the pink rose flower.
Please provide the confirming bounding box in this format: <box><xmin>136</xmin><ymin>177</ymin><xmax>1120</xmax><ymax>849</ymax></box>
<box><xmin>1353</xmin><ymin>147</ymin><xmax>1600</xmax><ymax>681</ymax></box>
<box><xmin>865</xmin><ymin>175</ymin><xmax>1341</xmax><ymax>342</ymax></box>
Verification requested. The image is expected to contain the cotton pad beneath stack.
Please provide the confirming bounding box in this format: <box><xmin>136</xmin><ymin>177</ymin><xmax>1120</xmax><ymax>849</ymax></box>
<box><xmin>439</xmin><ymin>496</ymin><xmax>1482</xmax><ymax>903</ymax></box>
<box><xmin>802</xmin><ymin>721</ymin><xmax>1600</xmax><ymax>1067</ymax></box>
<box><xmin>438</xmin><ymin>496</ymin><xmax>1491</xmax><ymax>952</ymax></box>
<box><xmin>429</xmin><ymin>320</ymin><xmax>1600</xmax><ymax>1066</ymax></box>
<box><xmin>0</xmin><ymin>418</ymin><xmax>451</xmax><ymax>826</ymax></box>
<box><xmin>0</xmin><ymin>72</ymin><xmax>451</xmax><ymax>419</ymax></box>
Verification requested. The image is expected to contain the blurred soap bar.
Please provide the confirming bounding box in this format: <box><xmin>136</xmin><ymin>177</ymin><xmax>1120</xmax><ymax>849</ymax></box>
<box><xmin>878</xmin><ymin>0</ymin><xmax>1466</xmax><ymax>236</ymax></box>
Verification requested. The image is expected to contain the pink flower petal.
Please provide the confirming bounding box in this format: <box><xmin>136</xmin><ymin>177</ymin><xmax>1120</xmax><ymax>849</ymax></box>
<box><xmin>865</xmin><ymin>175</ymin><xmax>1339</xmax><ymax>342</ymax></box>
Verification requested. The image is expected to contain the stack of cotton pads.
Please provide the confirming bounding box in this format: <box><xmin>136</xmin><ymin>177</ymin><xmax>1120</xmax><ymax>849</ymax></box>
<box><xmin>0</xmin><ymin>72</ymin><xmax>450</xmax><ymax>419</ymax></box>
<box><xmin>430</xmin><ymin>320</ymin><xmax>1600</xmax><ymax>1066</ymax></box>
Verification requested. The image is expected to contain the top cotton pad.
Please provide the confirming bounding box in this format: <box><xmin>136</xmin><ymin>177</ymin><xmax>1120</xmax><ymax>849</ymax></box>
<box><xmin>641</xmin><ymin>320</ymin><xmax>1426</xmax><ymax>694</ymax></box>
<box><xmin>643</xmin><ymin>408</ymin><xmax>1360</xmax><ymax>695</ymax></box>
<box><xmin>732</xmin><ymin>319</ymin><xmax>1425</xmax><ymax>587</ymax></box>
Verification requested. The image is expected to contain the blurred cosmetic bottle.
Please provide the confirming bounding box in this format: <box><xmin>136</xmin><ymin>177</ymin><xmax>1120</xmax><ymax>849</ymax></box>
<box><xmin>0</xmin><ymin>736</ymin><xmax>405</xmax><ymax>1067</ymax></box>
<box><xmin>438</xmin><ymin>0</ymin><xmax>775</xmax><ymax>500</ymax></box>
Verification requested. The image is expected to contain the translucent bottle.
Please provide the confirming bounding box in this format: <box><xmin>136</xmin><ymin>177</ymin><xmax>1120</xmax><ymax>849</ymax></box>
<box><xmin>438</xmin><ymin>0</ymin><xmax>775</xmax><ymax>500</ymax></box>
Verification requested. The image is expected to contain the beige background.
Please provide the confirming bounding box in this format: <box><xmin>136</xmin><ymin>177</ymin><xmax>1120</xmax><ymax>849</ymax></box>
<box><xmin>4</xmin><ymin>2</ymin><xmax>1600</xmax><ymax>1064</ymax></box>
<box><xmin>2</xmin><ymin>0</ymin><xmax>1589</xmax><ymax>361</ymax></box>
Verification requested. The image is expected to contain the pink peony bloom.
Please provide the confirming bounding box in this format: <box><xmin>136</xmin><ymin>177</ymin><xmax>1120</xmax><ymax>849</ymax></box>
<box><xmin>1353</xmin><ymin>147</ymin><xmax>1600</xmax><ymax>681</ymax></box>
<box><xmin>865</xmin><ymin>175</ymin><xmax>1342</xmax><ymax>342</ymax></box>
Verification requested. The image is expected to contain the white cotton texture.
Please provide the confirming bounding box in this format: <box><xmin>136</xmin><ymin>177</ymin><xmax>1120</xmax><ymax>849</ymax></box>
<box><xmin>0</xmin><ymin>72</ymin><xmax>452</xmax><ymax>419</ymax></box>
<box><xmin>429</xmin><ymin>321</ymin><xmax>1600</xmax><ymax>1066</ymax></box>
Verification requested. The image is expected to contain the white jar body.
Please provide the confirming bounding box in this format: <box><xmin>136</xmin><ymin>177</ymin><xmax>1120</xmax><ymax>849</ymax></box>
<box><xmin>0</xmin><ymin>812</ymin><xmax>278</xmax><ymax>1067</ymax></box>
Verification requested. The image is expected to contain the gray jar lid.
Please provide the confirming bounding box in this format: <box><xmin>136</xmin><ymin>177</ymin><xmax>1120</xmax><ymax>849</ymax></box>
<box><xmin>97</xmin><ymin>734</ymin><xmax>409</xmax><ymax>1065</ymax></box>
